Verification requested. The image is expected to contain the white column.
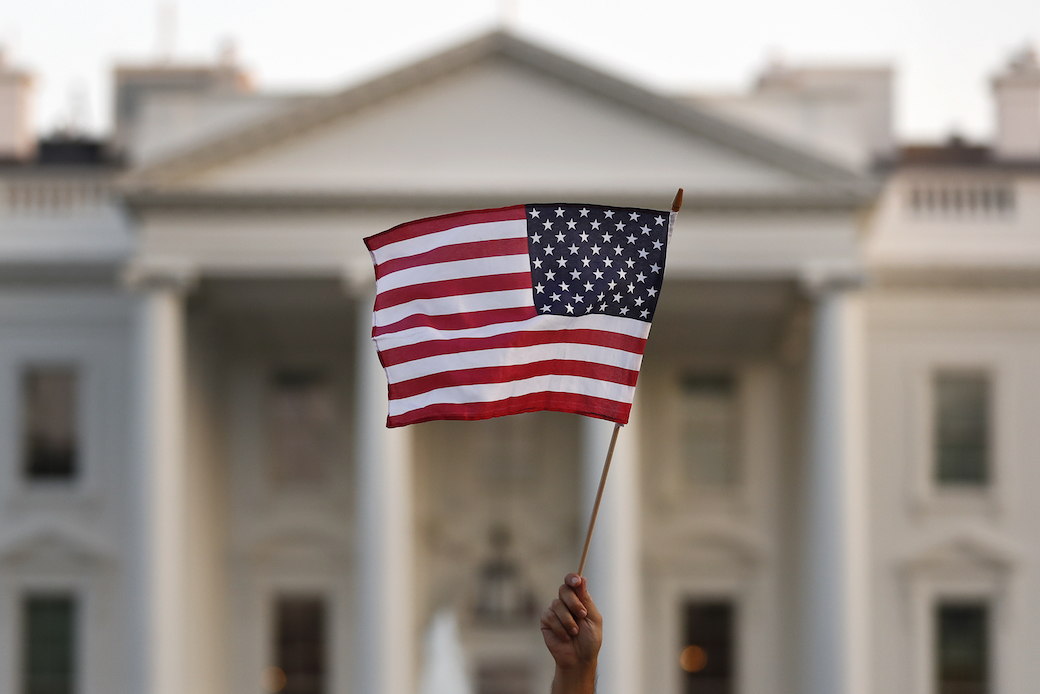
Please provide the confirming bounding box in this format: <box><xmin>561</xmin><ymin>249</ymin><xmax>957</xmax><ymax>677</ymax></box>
<box><xmin>581</xmin><ymin>411</ymin><xmax>642</xmax><ymax>694</ymax></box>
<box><xmin>803</xmin><ymin>286</ymin><xmax>869</xmax><ymax>694</ymax></box>
<box><xmin>356</xmin><ymin>289</ymin><xmax>416</xmax><ymax>694</ymax></box>
<box><xmin>129</xmin><ymin>285</ymin><xmax>188</xmax><ymax>694</ymax></box>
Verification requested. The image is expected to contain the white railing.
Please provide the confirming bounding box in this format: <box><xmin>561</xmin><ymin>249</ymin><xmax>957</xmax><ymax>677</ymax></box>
<box><xmin>906</xmin><ymin>182</ymin><xmax>1015</xmax><ymax>219</ymax></box>
<box><xmin>0</xmin><ymin>175</ymin><xmax>116</xmax><ymax>217</ymax></box>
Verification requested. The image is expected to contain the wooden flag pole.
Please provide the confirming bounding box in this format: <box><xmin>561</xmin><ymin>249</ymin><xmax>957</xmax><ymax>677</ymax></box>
<box><xmin>576</xmin><ymin>188</ymin><xmax>683</xmax><ymax>576</ymax></box>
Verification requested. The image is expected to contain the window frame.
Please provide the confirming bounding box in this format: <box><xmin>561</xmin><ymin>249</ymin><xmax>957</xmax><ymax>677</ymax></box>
<box><xmin>20</xmin><ymin>364</ymin><xmax>82</xmax><ymax>484</ymax></box>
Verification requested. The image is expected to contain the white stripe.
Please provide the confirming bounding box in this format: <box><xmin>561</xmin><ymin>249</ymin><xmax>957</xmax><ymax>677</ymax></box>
<box><xmin>385</xmin><ymin>343</ymin><xmax>643</xmax><ymax>383</ymax></box>
<box><xmin>372</xmin><ymin>219</ymin><xmax>528</xmax><ymax>265</ymax></box>
<box><xmin>388</xmin><ymin>375</ymin><xmax>636</xmax><ymax>417</ymax></box>
<box><xmin>373</xmin><ymin>313</ymin><xmax>651</xmax><ymax>351</ymax></box>
<box><xmin>374</xmin><ymin>289</ymin><xmax>534</xmax><ymax>328</ymax></box>
<box><xmin>376</xmin><ymin>254</ymin><xmax>530</xmax><ymax>293</ymax></box>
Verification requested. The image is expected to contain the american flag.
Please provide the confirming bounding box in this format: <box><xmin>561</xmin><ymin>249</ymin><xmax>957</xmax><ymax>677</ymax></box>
<box><xmin>364</xmin><ymin>203</ymin><xmax>671</xmax><ymax>428</ymax></box>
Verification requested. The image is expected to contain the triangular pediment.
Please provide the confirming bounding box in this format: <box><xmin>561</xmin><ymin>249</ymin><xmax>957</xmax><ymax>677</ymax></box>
<box><xmin>125</xmin><ymin>32</ymin><xmax>873</xmax><ymax>204</ymax></box>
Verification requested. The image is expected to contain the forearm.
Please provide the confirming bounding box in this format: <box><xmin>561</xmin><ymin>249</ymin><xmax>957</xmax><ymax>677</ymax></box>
<box><xmin>550</xmin><ymin>660</ymin><xmax>597</xmax><ymax>694</ymax></box>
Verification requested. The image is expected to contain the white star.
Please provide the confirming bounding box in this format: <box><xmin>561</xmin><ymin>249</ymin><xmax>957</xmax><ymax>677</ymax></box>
<box><xmin>581</xmin><ymin>256</ymin><xmax>591</xmax><ymax>267</ymax></box>
<box><xmin>602</xmin><ymin>232</ymin><xmax>612</xmax><ymax>243</ymax></box>
<box><xmin>636</xmin><ymin>272</ymin><xmax>646</xmax><ymax>283</ymax></box>
<box><xmin>613</xmin><ymin>245</ymin><xmax>623</xmax><ymax>255</ymax></box>
<box><xmin>597</xmin><ymin>293</ymin><xmax>605</xmax><ymax>301</ymax></box>
<box><xmin>570</xmin><ymin>269</ymin><xmax>581</xmax><ymax>280</ymax></box>
<box><xmin>629</xmin><ymin>211</ymin><xmax>639</xmax><ymax>221</ymax></box>
<box><xmin>550</xmin><ymin>292</ymin><xmax>561</xmax><ymax>302</ymax></box>
<box><xmin>647</xmin><ymin>287</ymin><xmax>658</xmax><ymax>297</ymax></box>
<box><xmin>654</xmin><ymin>215</ymin><xmax>665</xmax><ymax>226</ymax></box>
<box><xmin>590</xmin><ymin>220</ymin><xmax>601</xmax><ymax>230</ymax></box>
<box><xmin>650</xmin><ymin>263</ymin><xmax>661</xmax><ymax>273</ymax></box>
<box><xmin>541</xmin><ymin>305</ymin><xmax>552</xmax><ymax>313</ymax></box>
<box><xmin>640</xmin><ymin>309</ymin><xmax>649</xmax><ymax>318</ymax></box>
<box><xmin>531</xmin><ymin>232</ymin><xmax>542</xmax><ymax>244</ymax></box>
<box><xmin>640</xmin><ymin>225</ymin><xmax>650</xmax><ymax>235</ymax></box>
<box><xmin>557</xmin><ymin>257</ymin><xmax>567</xmax><ymax>267</ymax></box>
<box><xmin>638</xmin><ymin>248</ymin><xmax>649</xmax><ymax>259</ymax></box>
<box><xmin>579</xmin><ymin>208</ymin><xmax>590</xmax><ymax>217</ymax></box>
<box><xmin>626</xmin><ymin>234</ymin><xmax>636</xmax><ymax>244</ymax></box>
<box><xmin>612</xmin><ymin>292</ymin><xmax>622</xmax><ymax>302</ymax></box>
<box><xmin>615</xmin><ymin>221</ymin><xmax>626</xmax><ymax>231</ymax></box>
<box><xmin>584</xmin><ymin>282</ymin><xmax>593</xmax><ymax>292</ymax></box>
<box><xmin>534</xmin><ymin>283</ymin><xmax>545</xmax><ymax>294</ymax></box>
<box><xmin>593</xmin><ymin>269</ymin><xmax>604</xmax><ymax>279</ymax></box>
<box><xmin>625</xmin><ymin>258</ymin><xmax>635</xmax><ymax>268</ymax></box>
<box><xmin>618</xmin><ymin>269</ymin><xmax>627</xmax><ymax>279</ymax></box>
<box><xmin>532</xmin><ymin>258</ymin><xmax>543</xmax><ymax>269</ymax></box>
<box><xmin>565</xmin><ymin>304</ymin><xmax>574</xmax><ymax>314</ymax></box>
<box><xmin>579</xmin><ymin>231</ymin><xmax>589</xmax><ymax>242</ymax></box>
<box><xmin>544</xmin><ymin>245</ymin><xmax>554</xmax><ymax>255</ymax></box>
<box><xmin>590</xmin><ymin>244</ymin><xmax>601</xmax><ymax>255</ymax></box>
<box><xmin>627</xmin><ymin>283</ymin><xmax>635</xmax><ymax>293</ymax></box>
<box><xmin>545</xmin><ymin>270</ymin><xmax>556</xmax><ymax>281</ymax></box>
<box><xmin>634</xmin><ymin>296</ymin><xmax>644</xmax><ymax>306</ymax></box>
<box><xmin>600</xmin><ymin>303</ymin><xmax>608</xmax><ymax>311</ymax></box>
<box><xmin>556</xmin><ymin>232</ymin><xmax>566</xmax><ymax>243</ymax></box>
<box><xmin>619</xmin><ymin>306</ymin><xmax>629</xmax><ymax>315</ymax></box>
<box><xmin>586</xmin><ymin>304</ymin><xmax>595</xmax><ymax>313</ymax></box>
<box><xmin>566</xmin><ymin>219</ymin><xmax>577</xmax><ymax>230</ymax></box>
<box><xmin>560</xmin><ymin>282</ymin><xmax>570</xmax><ymax>292</ymax></box>
<box><xmin>568</xmin><ymin>244</ymin><xmax>579</xmax><ymax>255</ymax></box>
<box><xmin>603</xmin><ymin>258</ymin><xmax>613</xmax><ymax>268</ymax></box>
<box><xmin>555</xmin><ymin>207</ymin><xmax>566</xmax><ymax>217</ymax></box>
<box><xmin>529</xmin><ymin>208</ymin><xmax>540</xmax><ymax>218</ymax></box>
<box><xmin>604</xmin><ymin>210</ymin><xmax>615</xmax><ymax>219</ymax></box>
<box><xmin>607</xmin><ymin>280</ymin><xmax>617</xmax><ymax>290</ymax></box>
<box><xmin>575</xmin><ymin>295</ymin><xmax>584</xmax><ymax>303</ymax></box>
<box><xmin>543</xmin><ymin>219</ymin><xmax>553</xmax><ymax>230</ymax></box>
<box><xmin>652</xmin><ymin>239</ymin><xmax>664</xmax><ymax>250</ymax></box>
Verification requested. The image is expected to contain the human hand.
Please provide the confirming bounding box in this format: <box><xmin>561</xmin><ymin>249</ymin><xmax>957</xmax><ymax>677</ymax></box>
<box><xmin>540</xmin><ymin>573</ymin><xmax>602</xmax><ymax>671</ymax></box>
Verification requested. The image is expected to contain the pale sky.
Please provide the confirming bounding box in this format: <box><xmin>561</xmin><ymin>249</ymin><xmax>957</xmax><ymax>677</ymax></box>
<box><xmin>2</xmin><ymin>0</ymin><xmax>1039</xmax><ymax>143</ymax></box>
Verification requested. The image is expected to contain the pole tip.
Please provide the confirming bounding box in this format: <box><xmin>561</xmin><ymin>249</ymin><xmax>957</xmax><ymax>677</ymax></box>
<box><xmin>671</xmin><ymin>188</ymin><xmax>683</xmax><ymax>213</ymax></box>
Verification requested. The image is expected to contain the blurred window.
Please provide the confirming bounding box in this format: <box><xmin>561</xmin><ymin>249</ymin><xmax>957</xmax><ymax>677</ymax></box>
<box><xmin>681</xmin><ymin>375</ymin><xmax>738</xmax><ymax>486</ymax></box>
<box><xmin>934</xmin><ymin>372</ymin><xmax>989</xmax><ymax>485</ymax></box>
<box><xmin>937</xmin><ymin>602</ymin><xmax>988</xmax><ymax>694</ymax></box>
<box><xmin>267</xmin><ymin>369</ymin><xmax>335</xmax><ymax>487</ymax></box>
<box><xmin>681</xmin><ymin>601</ymin><xmax>734</xmax><ymax>694</ymax></box>
<box><xmin>23</xmin><ymin>595</ymin><xmax>76</xmax><ymax>694</ymax></box>
<box><xmin>476</xmin><ymin>662</ymin><xmax>531</xmax><ymax>694</ymax></box>
<box><xmin>275</xmin><ymin>596</ymin><xmax>326</xmax><ymax>694</ymax></box>
<box><xmin>22</xmin><ymin>367</ymin><xmax>79</xmax><ymax>481</ymax></box>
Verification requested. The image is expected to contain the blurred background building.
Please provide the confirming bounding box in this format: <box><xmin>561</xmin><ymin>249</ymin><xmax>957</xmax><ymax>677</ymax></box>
<box><xmin>0</xmin><ymin>28</ymin><xmax>1039</xmax><ymax>694</ymax></box>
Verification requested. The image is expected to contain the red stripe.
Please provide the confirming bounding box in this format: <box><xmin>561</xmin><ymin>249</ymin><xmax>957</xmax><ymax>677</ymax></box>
<box><xmin>386</xmin><ymin>392</ymin><xmax>632</xmax><ymax>427</ymax></box>
<box><xmin>365</xmin><ymin>205</ymin><xmax>527</xmax><ymax>251</ymax></box>
<box><xmin>374</xmin><ymin>273</ymin><xmax>533</xmax><ymax>311</ymax></box>
<box><xmin>388</xmin><ymin>360</ymin><xmax>639</xmax><ymax>399</ymax></box>
<box><xmin>374</xmin><ymin>238</ymin><xmax>529</xmax><ymax>279</ymax></box>
<box><xmin>372</xmin><ymin>306</ymin><xmax>538</xmax><ymax>337</ymax></box>
<box><xmin>379</xmin><ymin>328</ymin><xmax>647</xmax><ymax>366</ymax></box>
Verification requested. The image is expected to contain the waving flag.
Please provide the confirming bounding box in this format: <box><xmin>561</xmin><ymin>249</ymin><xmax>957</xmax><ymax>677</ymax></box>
<box><xmin>364</xmin><ymin>203</ymin><xmax>671</xmax><ymax>427</ymax></box>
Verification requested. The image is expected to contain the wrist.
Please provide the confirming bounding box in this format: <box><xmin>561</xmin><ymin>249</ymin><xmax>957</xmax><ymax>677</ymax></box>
<box><xmin>554</xmin><ymin>659</ymin><xmax>597</xmax><ymax>693</ymax></box>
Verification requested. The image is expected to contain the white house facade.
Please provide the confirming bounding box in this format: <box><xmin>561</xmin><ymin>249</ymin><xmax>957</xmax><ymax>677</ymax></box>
<box><xmin>0</xmin><ymin>31</ymin><xmax>1038</xmax><ymax>694</ymax></box>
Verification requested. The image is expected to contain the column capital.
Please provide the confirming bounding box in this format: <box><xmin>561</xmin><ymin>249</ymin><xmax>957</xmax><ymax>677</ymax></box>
<box><xmin>123</xmin><ymin>258</ymin><xmax>199</xmax><ymax>293</ymax></box>
<box><xmin>798</xmin><ymin>261</ymin><xmax>868</xmax><ymax>298</ymax></box>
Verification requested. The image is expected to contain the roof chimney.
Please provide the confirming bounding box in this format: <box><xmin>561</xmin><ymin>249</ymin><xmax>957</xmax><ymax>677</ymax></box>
<box><xmin>993</xmin><ymin>46</ymin><xmax>1040</xmax><ymax>160</ymax></box>
<box><xmin>0</xmin><ymin>48</ymin><xmax>35</xmax><ymax>160</ymax></box>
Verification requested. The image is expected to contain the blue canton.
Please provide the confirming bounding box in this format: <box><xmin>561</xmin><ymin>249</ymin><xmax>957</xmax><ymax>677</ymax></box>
<box><xmin>525</xmin><ymin>204</ymin><xmax>668</xmax><ymax>322</ymax></box>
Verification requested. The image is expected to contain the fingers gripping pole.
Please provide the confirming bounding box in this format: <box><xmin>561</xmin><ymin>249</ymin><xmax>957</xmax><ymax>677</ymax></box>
<box><xmin>577</xmin><ymin>422</ymin><xmax>622</xmax><ymax>577</ymax></box>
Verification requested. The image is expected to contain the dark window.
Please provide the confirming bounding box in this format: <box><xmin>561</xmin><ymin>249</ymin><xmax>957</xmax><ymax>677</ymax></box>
<box><xmin>267</xmin><ymin>369</ymin><xmax>335</xmax><ymax>487</ymax></box>
<box><xmin>681</xmin><ymin>601</ymin><xmax>734</xmax><ymax>694</ymax></box>
<box><xmin>22</xmin><ymin>368</ymin><xmax>79</xmax><ymax>480</ymax></box>
<box><xmin>938</xmin><ymin>603</ymin><xmax>988</xmax><ymax>694</ymax></box>
<box><xmin>23</xmin><ymin>595</ymin><xmax>76</xmax><ymax>694</ymax></box>
<box><xmin>476</xmin><ymin>661</ymin><xmax>531</xmax><ymax>694</ymax></box>
<box><xmin>275</xmin><ymin>596</ymin><xmax>326</xmax><ymax>694</ymax></box>
<box><xmin>934</xmin><ymin>372</ymin><xmax>989</xmax><ymax>485</ymax></box>
<box><xmin>681</xmin><ymin>376</ymin><xmax>738</xmax><ymax>486</ymax></box>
